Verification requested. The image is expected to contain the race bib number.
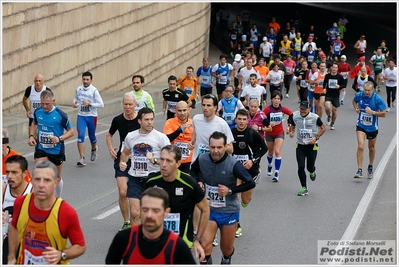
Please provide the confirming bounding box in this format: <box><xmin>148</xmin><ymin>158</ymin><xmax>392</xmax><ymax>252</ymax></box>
<box><xmin>24</xmin><ymin>249</ymin><xmax>47</xmax><ymax>265</ymax></box>
<box><xmin>295</xmin><ymin>42</ymin><xmax>301</xmax><ymax>49</ymax></box>
<box><xmin>201</xmin><ymin>76</ymin><xmax>211</xmax><ymax>84</ymax></box>
<box><xmin>318</xmin><ymin>80</ymin><xmax>324</xmax><ymax>87</ymax></box>
<box><xmin>167</xmin><ymin>101</ymin><xmax>177</xmax><ymax>113</ymax></box>
<box><xmin>233</xmin><ymin>154</ymin><xmax>249</xmax><ymax>164</ymax></box>
<box><xmin>197</xmin><ymin>143</ymin><xmax>209</xmax><ymax>156</ymax></box>
<box><xmin>39</xmin><ymin>131</ymin><xmax>55</xmax><ymax>148</ymax></box>
<box><xmin>219</xmin><ymin>76</ymin><xmax>227</xmax><ymax>84</ymax></box>
<box><xmin>360</xmin><ymin>112</ymin><xmax>373</xmax><ymax>126</ymax></box>
<box><xmin>299</xmin><ymin>129</ymin><xmax>313</xmax><ymax>144</ymax></box>
<box><xmin>334</xmin><ymin>45</ymin><xmax>340</xmax><ymax>52</ymax></box>
<box><xmin>286</xmin><ymin>67</ymin><xmax>292</xmax><ymax>73</ymax></box>
<box><xmin>280</xmin><ymin>48</ymin><xmax>286</xmax><ymax>54</ymax></box>
<box><xmin>273</xmin><ymin>75</ymin><xmax>281</xmax><ymax>82</ymax></box>
<box><xmin>132</xmin><ymin>156</ymin><xmax>149</xmax><ymax>176</ymax></box>
<box><xmin>375</xmin><ymin>62</ymin><xmax>382</xmax><ymax>68</ymax></box>
<box><xmin>164</xmin><ymin>213</ymin><xmax>180</xmax><ymax>234</ymax></box>
<box><xmin>223</xmin><ymin>112</ymin><xmax>235</xmax><ymax>125</ymax></box>
<box><xmin>230</xmin><ymin>34</ymin><xmax>237</xmax><ymax>40</ymax></box>
<box><xmin>270</xmin><ymin>112</ymin><xmax>283</xmax><ymax>125</ymax></box>
<box><xmin>300</xmin><ymin>80</ymin><xmax>308</xmax><ymax>87</ymax></box>
<box><xmin>307</xmin><ymin>55</ymin><xmax>314</xmax><ymax>62</ymax></box>
<box><xmin>32</xmin><ymin>101</ymin><xmax>41</xmax><ymax>109</ymax></box>
<box><xmin>205</xmin><ymin>184</ymin><xmax>226</xmax><ymax>208</ymax></box>
<box><xmin>80</xmin><ymin>105</ymin><xmax>91</xmax><ymax>113</ymax></box>
<box><xmin>328</xmin><ymin>79</ymin><xmax>338</xmax><ymax>89</ymax></box>
<box><xmin>184</xmin><ymin>87</ymin><xmax>193</xmax><ymax>96</ymax></box>
<box><xmin>175</xmin><ymin>142</ymin><xmax>190</xmax><ymax>160</ymax></box>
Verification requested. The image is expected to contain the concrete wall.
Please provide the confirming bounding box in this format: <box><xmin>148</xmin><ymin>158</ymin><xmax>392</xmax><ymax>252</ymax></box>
<box><xmin>2</xmin><ymin>2</ymin><xmax>211</xmax><ymax>113</ymax></box>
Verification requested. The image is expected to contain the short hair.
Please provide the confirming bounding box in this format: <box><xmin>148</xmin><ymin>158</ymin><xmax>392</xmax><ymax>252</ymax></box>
<box><xmin>364</xmin><ymin>81</ymin><xmax>375</xmax><ymax>90</ymax></box>
<box><xmin>203</xmin><ymin>94</ymin><xmax>218</xmax><ymax>106</ymax></box>
<box><xmin>161</xmin><ymin>145</ymin><xmax>182</xmax><ymax>162</ymax></box>
<box><xmin>122</xmin><ymin>92</ymin><xmax>137</xmax><ymax>104</ymax></box>
<box><xmin>249</xmin><ymin>73</ymin><xmax>257</xmax><ymax>79</ymax></box>
<box><xmin>137</xmin><ymin>107</ymin><xmax>154</xmax><ymax>120</ymax></box>
<box><xmin>82</xmin><ymin>71</ymin><xmax>93</xmax><ymax>79</ymax></box>
<box><xmin>132</xmin><ymin>74</ymin><xmax>145</xmax><ymax>83</ymax></box>
<box><xmin>249</xmin><ymin>98</ymin><xmax>260</xmax><ymax>106</ymax></box>
<box><xmin>332</xmin><ymin>62</ymin><xmax>339</xmax><ymax>68</ymax></box>
<box><xmin>236</xmin><ymin>109</ymin><xmax>248</xmax><ymax>118</ymax></box>
<box><xmin>224</xmin><ymin>84</ymin><xmax>234</xmax><ymax>91</ymax></box>
<box><xmin>209</xmin><ymin>131</ymin><xmax>227</xmax><ymax>146</ymax></box>
<box><xmin>5</xmin><ymin>155</ymin><xmax>29</xmax><ymax>172</ymax></box>
<box><xmin>388</xmin><ymin>59</ymin><xmax>395</xmax><ymax>64</ymax></box>
<box><xmin>34</xmin><ymin>160</ymin><xmax>58</xmax><ymax>181</ymax></box>
<box><xmin>168</xmin><ymin>75</ymin><xmax>177</xmax><ymax>83</ymax></box>
<box><xmin>270</xmin><ymin>63</ymin><xmax>279</xmax><ymax>69</ymax></box>
<box><xmin>271</xmin><ymin>90</ymin><xmax>282</xmax><ymax>100</ymax></box>
<box><xmin>202</xmin><ymin>57</ymin><xmax>209</xmax><ymax>62</ymax></box>
<box><xmin>219</xmin><ymin>54</ymin><xmax>228</xmax><ymax>60</ymax></box>
<box><xmin>187</xmin><ymin>66</ymin><xmax>194</xmax><ymax>71</ymax></box>
<box><xmin>141</xmin><ymin>187</ymin><xmax>169</xmax><ymax>210</ymax></box>
<box><xmin>2</xmin><ymin>128</ymin><xmax>9</xmax><ymax>138</ymax></box>
<box><xmin>40</xmin><ymin>89</ymin><xmax>54</xmax><ymax>100</ymax></box>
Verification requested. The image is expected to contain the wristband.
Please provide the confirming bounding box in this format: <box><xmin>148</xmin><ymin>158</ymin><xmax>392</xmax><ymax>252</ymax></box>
<box><xmin>29</xmin><ymin>135</ymin><xmax>34</xmax><ymax>139</ymax></box>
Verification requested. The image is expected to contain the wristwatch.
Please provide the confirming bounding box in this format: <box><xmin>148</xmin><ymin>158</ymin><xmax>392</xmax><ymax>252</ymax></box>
<box><xmin>315</xmin><ymin>135</ymin><xmax>320</xmax><ymax>140</ymax></box>
<box><xmin>194</xmin><ymin>237</ymin><xmax>203</xmax><ymax>244</ymax></box>
<box><xmin>59</xmin><ymin>136</ymin><xmax>63</xmax><ymax>141</ymax></box>
<box><xmin>61</xmin><ymin>251</ymin><xmax>67</xmax><ymax>260</ymax></box>
<box><xmin>153</xmin><ymin>158</ymin><xmax>158</xmax><ymax>165</ymax></box>
<box><xmin>228</xmin><ymin>188</ymin><xmax>232</xmax><ymax>195</ymax></box>
<box><xmin>372</xmin><ymin>111</ymin><xmax>376</xmax><ymax>115</ymax></box>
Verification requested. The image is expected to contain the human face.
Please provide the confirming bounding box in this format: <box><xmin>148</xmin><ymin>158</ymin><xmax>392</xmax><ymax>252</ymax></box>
<box><xmin>41</xmin><ymin>97</ymin><xmax>55</xmax><ymax>112</ymax></box>
<box><xmin>363</xmin><ymin>85</ymin><xmax>373</xmax><ymax>97</ymax></box>
<box><xmin>141</xmin><ymin>195</ymin><xmax>169</xmax><ymax>233</ymax></box>
<box><xmin>159</xmin><ymin>150</ymin><xmax>180</xmax><ymax>180</ymax></box>
<box><xmin>220</xmin><ymin>57</ymin><xmax>227</xmax><ymax>66</ymax></box>
<box><xmin>330</xmin><ymin>64</ymin><xmax>338</xmax><ymax>75</ymax></box>
<box><xmin>224</xmin><ymin>87</ymin><xmax>234</xmax><ymax>98</ymax></box>
<box><xmin>175</xmin><ymin>102</ymin><xmax>188</xmax><ymax>122</ymax></box>
<box><xmin>311</xmin><ymin>63</ymin><xmax>318</xmax><ymax>71</ymax></box>
<box><xmin>319</xmin><ymin>63</ymin><xmax>326</xmax><ymax>72</ymax></box>
<box><xmin>186</xmin><ymin>68</ymin><xmax>193</xmax><ymax>78</ymax></box>
<box><xmin>273</xmin><ymin>64</ymin><xmax>279</xmax><ymax>72</ymax></box>
<box><xmin>209</xmin><ymin>137</ymin><xmax>226</xmax><ymax>162</ymax></box>
<box><xmin>271</xmin><ymin>95</ymin><xmax>281</xmax><ymax>108</ymax></box>
<box><xmin>249</xmin><ymin>76</ymin><xmax>257</xmax><ymax>86</ymax></box>
<box><xmin>32</xmin><ymin>167</ymin><xmax>57</xmax><ymax>201</ymax></box>
<box><xmin>6</xmin><ymin>162</ymin><xmax>27</xmax><ymax>190</ymax></box>
<box><xmin>82</xmin><ymin>75</ymin><xmax>92</xmax><ymax>88</ymax></box>
<box><xmin>376</xmin><ymin>49</ymin><xmax>382</xmax><ymax>56</ymax></box>
<box><xmin>301</xmin><ymin>61</ymin><xmax>308</xmax><ymax>69</ymax></box>
<box><xmin>203</xmin><ymin>60</ymin><xmax>209</xmax><ymax>68</ymax></box>
<box><xmin>389</xmin><ymin>61</ymin><xmax>395</xmax><ymax>69</ymax></box>
<box><xmin>360</xmin><ymin>68</ymin><xmax>367</xmax><ymax>76</ymax></box>
<box><xmin>249</xmin><ymin>101</ymin><xmax>259</xmax><ymax>115</ymax></box>
<box><xmin>246</xmin><ymin>59</ymin><xmax>253</xmax><ymax>69</ymax></box>
<box><xmin>168</xmin><ymin>80</ymin><xmax>177</xmax><ymax>91</ymax></box>
<box><xmin>341</xmin><ymin>57</ymin><xmax>346</xmax><ymax>63</ymax></box>
<box><xmin>139</xmin><ymin>113</ymin><xmax>154</xmax><ymax>133</ymax></box>
<box><xmin>258</xmin><ymin>60</ymin><xmax>264</xmax><ymax>67</ymax></box>
<box><xmin>202</xmin><ymin>98</ymin><xmax>216</xmax><ymax>118</ymax></box>
<box><xmin>123</xmin><ymin>95</ymin><xmax>136</xmax><ymax>116</ymax></box>
<box><xmin>132</xmin><ymin>77</ymin><xmax>143</xmax><ymax>92</ymax></box>
<box><xmin>34</xmin><ymin>75</ymin><xmax>44</xmax><ymax>90</ymax></box>
<box><xmin>235</xmin><ymin>114</ymin><xmax>248</xmax><ymax>131</ymax></box>
<box><xmin>299</xmin><ymin>107</ymin><xmax>310</xmax><ymax>117</ymax></box>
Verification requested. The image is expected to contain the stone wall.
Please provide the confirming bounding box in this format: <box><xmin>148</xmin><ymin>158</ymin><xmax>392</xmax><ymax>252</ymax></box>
<box><xmin>2</xmin><ymin>2</ymin><xmax>210</xmax><ymax>113</ymax></box>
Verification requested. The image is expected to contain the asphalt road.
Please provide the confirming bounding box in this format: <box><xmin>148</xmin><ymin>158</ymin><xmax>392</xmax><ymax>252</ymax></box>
<box><xmin>13</xmin><ymin>84</ymin><xmax>397</xmax><ymax>264</ymax></box>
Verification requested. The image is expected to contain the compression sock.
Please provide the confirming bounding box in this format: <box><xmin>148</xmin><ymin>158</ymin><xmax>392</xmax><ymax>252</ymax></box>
<box><xmin>275</xmin><ymin>157</ymin><xmax>282</xmax><ymax>171</ymax></box>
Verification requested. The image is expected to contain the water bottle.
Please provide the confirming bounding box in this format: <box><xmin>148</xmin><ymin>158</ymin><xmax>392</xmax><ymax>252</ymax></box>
<box><xmin>3</xmin><ymin>210</ymin><xmax>9</xmax><ymax>240</ymax></box>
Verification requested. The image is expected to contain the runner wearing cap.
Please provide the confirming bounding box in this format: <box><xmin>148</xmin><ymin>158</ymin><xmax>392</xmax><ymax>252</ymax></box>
<box><xmin>350</xmin><ymin>57</ymin><xmax>372</xmax><ymax>79</ymax></box>
<box><xmin>287</xmin><ymin>101</ymin><xmax>326</xmax><ymax>196</ymax></box>
<box><xmin>325</xmin><ymin>23</ymin><xmax>340</xmax><ymax>60</ymax></box>
<box><xmin>259</xmin><ymin>36</ymin><xmax>273</xmax><ymax>64</ymax></box>
<box><xmin>237</xmin><ymin>34</ymin><xmax>254</xmax><ymax>55</ymax></box>
<box><xmin>338</xmin><ymin>55</ymin><xmax>351</xmax><ymax>105</ymax></box>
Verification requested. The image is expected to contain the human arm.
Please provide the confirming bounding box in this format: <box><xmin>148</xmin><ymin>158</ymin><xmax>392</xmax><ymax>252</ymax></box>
<box><xmin>193</xmin><ymin>197</ymin><xmax>209</xmax><ymax>262</ymax></box>
<box><xmin>119</xmin><ymin>147</ymin><xmax>131</xmax><ymax>171</ymax></box>
<box><xmin>7</xmin><ymin>223</ymin><xmax>19</xmax><ymax>264</ymax></box>
<box><xmin>226</xmin><ymin>142</ymin><xmax>234</xmax><ymax>154</ymax></box>
<box><xmin>89</xmin><ymin>90</ymin><xmax>105</xmax><ymax>108</ymax></box>
<box><xmin>106</xmin><ymin>132</ymin><xmax>118</xmax><ymax>160</ymax></box>
<box><xmin>28</xmin><ymin>120</ymin><xmax>38</xmax><ymax>146</ymax></box>
<box><xmin>173</xmin><ymin>238</ymin><xmax>197</xmax><ymax>264</ymax></box>
<box><xmin>146</xmin><ymin>94</ymin><xmax>156</xmax><ymax>113</ymax></box>
<box><xmin>162</xmin><ymin>99</ymin><xmax>167</xmax><ymax>119</ymax></box>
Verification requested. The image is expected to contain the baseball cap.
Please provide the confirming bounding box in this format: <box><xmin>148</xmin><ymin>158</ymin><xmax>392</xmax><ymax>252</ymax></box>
<box><xmin>360</xmin><ymin>35</ymin><xmax>365</xmax><ymax>38</ymax></box>
<box><xmin>299</xmin><ymin>101</ymin><xmax>310</xmax><ymax>109</ymax></box>
<box><xmin>359</xmin><ymin>56</ymin><xmax>366</xmax><ymax>62</ymax></box>
<box><xmin>333</xmin><ymin>22</ymin><xmax>337</xmax><ymax>27</ymax></box>
<box><xmin>234</xmin><ymin>54</ymin><xmax>242</xmax><ymax>62</ymax></box>
<box><xmin>320</xmin><ymin>53</ymin><xmax>326</xmax><ymax>58</ymax></box>
<box><xmin>263</xmin><ymin>36</ymin><xmax>268</xmax><ymax>41</ymax></box>
<box><xmin>307</xmin><ymin>36</ymin><xmax>313</xmax><ymax>39</ymax></box>
<box><xmin>341</xmin><ymin>55</ymin><xmax>346</xmax><ymax>59</ymax></box>
<box><xmin>242</xmin><ymin>35</ymin><xmax>247</xmax><ymax>39</ymax></box>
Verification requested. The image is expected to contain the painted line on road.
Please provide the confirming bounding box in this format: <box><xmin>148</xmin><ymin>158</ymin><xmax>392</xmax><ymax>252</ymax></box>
<box><xmin>328</xmin><ymin>132</ymin><xmax>397</xmax><ymax>265</ymax></box>
<box><xmin>93</xmin><ymin>205</ymin><xmax>120</xmax><ymax>220</ymax></box>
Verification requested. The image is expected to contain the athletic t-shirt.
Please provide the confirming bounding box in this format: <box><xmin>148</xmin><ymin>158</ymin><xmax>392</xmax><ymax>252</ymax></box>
<box><xmin>108</xmin><ymin>113</ymin><xmax>140</xmax><ymax>158</ymax></box>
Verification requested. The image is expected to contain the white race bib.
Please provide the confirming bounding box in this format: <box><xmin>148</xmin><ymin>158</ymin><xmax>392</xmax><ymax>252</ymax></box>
<box><xmin>24</xmin><ymin>249</ymin><xmax>48</xmax><ymax>265</ymax></box>
<box><xmin>175</xmin><ymin>142</ymin><xmax>190</xmax><ymax>160</ymax></box>
<box><xmin>164</xmin><ymin>213</ymin><xmax>180</xmax><ymax>234</ymax></box>
<box><xmin>197</xmin><ymin>143</ymin><xmax>209</xmax><ymax>156</ymax></box>
<box><xmin>132</xmin><ymin>156</ymin><xmax>149</xmax><ymax>176</ymax></box>
<box><xmin>233</xmin><ymin>154</ymin><xmax>249</xmax><ymax>164</ymax></box>
<box><xmin>360</xmin><ymin>112</ymin><xmax>373</xmax><ymax>126</ymax></box>
<box><xmin>299</xmin><ymin>129</ymin><xmax>313</xmax><ymax>144</ymax></box>
<box><xmin>205</xmin><ymin>184</ymin><xmax>226</xmax><ymax>207</ymax></box>
<box><xmin>39</xmin><ymin>131</ymin><xmax>55</xmax><ymax>148</ymax></box>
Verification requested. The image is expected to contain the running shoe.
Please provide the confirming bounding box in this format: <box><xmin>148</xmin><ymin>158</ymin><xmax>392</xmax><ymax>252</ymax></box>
<box><xmin>253</xmin><ymin>173</ymin><xmax>261</xmax><ymax>184</ymax></box>
<box><xmin>330</xmin><ymin>123</ymin><xmax>335</xmax><ymax>130</ymax></box>
<box><xmin>77</xmin><ymin>157</ymin><xmax>86</xmax><ymax>166</ymax></box>
<box><xmin>272</xmin><ymin>171</ymin><xmax>279</xmax><ymax>182</ymax></box>
<box><xmin>221</xmin><ymin>256</ymin><xmax>231</xmax><ymax>265</ymax></box>
<box><xmin>341</xmin><ymin>100</ymin><xmax>344</xmax><ymax>105</ymax></box>
<box><xmin>213</xmin><ymin>235</ymin><xmax>219</xmax><ymax>247</ymax></box>
<box><xmin>354</xmin><ymin>169</ymin><xmax>363</xmax><ymax>178</ymax></box>
<box><xmin>393</xmin><ymin>102</ymin><xmax>396</xmax><ymax>108</ymax></box>
<box><xmin>326</xmin><ymin>116</ymin><xmax>331</xmax><ymax>126</ymax></box>
<box><xmin>119</xmin><ymin>221</ymin><xmax>131</xmax><ymax>231</ymax></box>
<box><xmin>285</xmin><ymin>94</ymin><xmax>289</xmax><ymax>98</ymax></box>
<box><xmin>367</xmin><ymin>166</ymin><xmax>373</xmax><ymax>179</ymax></box>
<box><xmin>235</xmin><ymin>226</ymin><xmax>242</xmax><ymax>238</ymax></box>
<box><xmin>377</xmin><ymin>86</ymin><xmax>381</xmax><ymax>92</ymax></box>
<box><xmin>91</xmin><ymin>146</ymin><xmax>98</xmax><ymax>161</ymax></box>
<box><xmin>297</xmin><ymin>187</ymin><xmax>308</xmax><ymax>196</ymax></box>
<box><xmin>267</xmin><ymin>165</ymin><xmax>272</xmax><ymax>176</ymax></box>
<box><xmin>386</xmin><ymin>107</ymin><xmax>391</xmax><ymax>112</ymax></box>
<box><xmin>310</xmin><ymin>172</ymin><xmax>316</xmax><ymax>181</ymax></box>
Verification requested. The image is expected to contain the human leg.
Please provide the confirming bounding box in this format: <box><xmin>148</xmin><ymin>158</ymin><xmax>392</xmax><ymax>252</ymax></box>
<box><xmin>127</xmin><ymin>176</ymin><xmax>147</xmax><ymax>225</ymax></box>
<box><xmin>86</xmin><ymin>116</ymin><xmax>98</xmax><ymax>161</ymax></box>
<box><xmin>76</xmin><ymin>115</ymin><xmax>87</xmax><ymax>165</ymax></box>
<box><xmin>296</xmin><ymin>145</ymin><xmax>307</xmax><ymax>189</ymax></box>
<box><xmin>200</xmin><ymin>219</ymin><xmax>218</xmax><ymax>264</ymax></box>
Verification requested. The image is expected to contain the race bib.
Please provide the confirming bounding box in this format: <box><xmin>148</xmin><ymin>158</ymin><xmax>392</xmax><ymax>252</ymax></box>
<box><xmin>223</xmin><ymin>112</ymin><xmax>235</xmax><ymax>125</ymax></box>
<box><xmin>201</xmin><ymin>76</ymin><xmax>211</xmax><ymax>84</ymax></box>
<box><xmin>342</xmin><ymin>72</ymin><xmax>348</xmax><ymax>79</ymax></box>
<box><xmin>197</xmin><ymin>143</ymin><xmax>209</xmax><ymax>156</ymax></box>
<box><xmin>328</xmin><ymin>79</ymin><xmax>338</xmax><ymax>89</ymax></box>
<box><xmin>39</xmin><ymin>131</ymin><xmax>55</xmax><ymax>149</ymax></box>
<box><xmin>80</xmin><ymin>104</ymin><xmax>91</xmax><ymax>113</ymax></box>
<box><xmin>280</xmin><ymin>48</ymin><xmax>286</xmax><ymax>54</ymax></box>
<box><xmin>164</xmin><ymin>213</ymin><xmax>180</xmax><ymax>234</ymax></box>
<box><xmin>299</xmin><ymin>129</ymin><xmax>313</xmax><ymax>144</ymax></box>
<box><xmin>184</xmin><ymin>87</ymin><xmax>193</xmax><ymax>96</ymax></box>
<box><xmin>24</xmin><ymin>249</ymin><xmax>47</xmax><ymax>265</ymax></box>
<box><xmin>307</xmin><ymin>55</ymin><xmax>314</xmax><ymax>62</ymax></box>
<box><xmin>132</xmin><ymin>156</ymin><xmax>149</xmax><ymax>176</ymax></box>
<box><xmin>205</xmin><ymin>184</ymin><xmax>226</xmax><ymax>208</ymax></box>
<box><xmin>233</xmin><ymin>154</ymin><xmax>249</xmax><ymax>164</ymax></box>
<box><xmin>360</xmin><ymin>112</ymin><xmax>373</xmax><ymax>126</ymax></box>
<box><xmin>32</xmin><ymin>101</ymin><xmax>41</xmax><ymax>109</ymax></box>
<box><xmin>175</xmin><ymin>142</ymin><xmax>190</xmax><ymax>160</ymax></box>
<box><xmin>300</xmin><ymin>80</ymin><xmax>308</xmax><ymax>87</ymax></box>
<box><xmin>231</xmin><ymin>34</ymin><xmax>237</xmax><ymax>40</ymax></box>
<box><xmin>334</xmin><ymin>45</ymin><xmax>340</xmax><ymax>52</ymax></box>
<box><xmin>286</xmin><ymin>67</ymin><xmax>292</xmax><ymax>73</ymax></box>
<box><xmin>295</xmin><ymin>42</ymin><xmax>301</xmax><ymax>49</ymax></box>
<box><xmin>318</xmin><ymin>80</ymin><xmax>324</xmax><ymax>87</ymax></box>
<box><xmin>167</xmin><ymin>101</ymin><xmax>177</xmax><ymax>113</ymax></box>
<box><xmin>270</xmin><ymin>112</ymin><xmax>283</xmax><ymax>125</ymax></box>
<box><xmin>273</xmin><ymin>76</ymin><xmax>281</xmax><ymax>82</ymax></box>
<box><xmin>219</xmin><ymin>76</ymin><xmax>228</xmax><ymax>84</ymax></box>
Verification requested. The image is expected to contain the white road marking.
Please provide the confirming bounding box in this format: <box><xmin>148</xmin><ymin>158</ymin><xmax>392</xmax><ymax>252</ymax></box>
<box><xmin>328</xmin><ymin>133</ymin><xmax>397</xmax><ymax>265</ymax></box>
<box><xmin>93</xmin><ymin>205</ymin><xmax>120</xmax><ymax>220</ymax></box>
